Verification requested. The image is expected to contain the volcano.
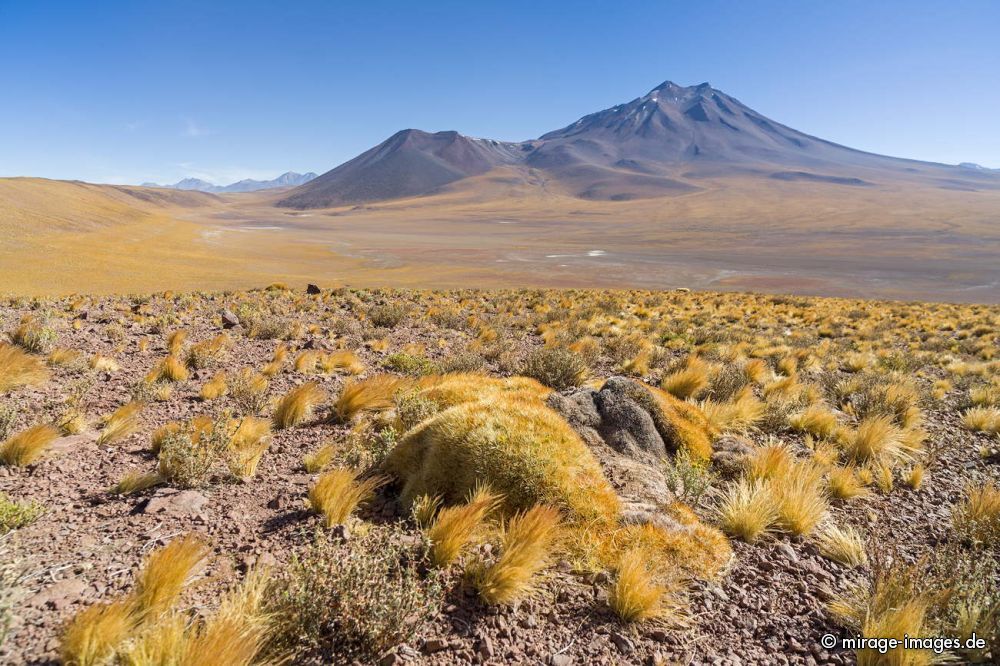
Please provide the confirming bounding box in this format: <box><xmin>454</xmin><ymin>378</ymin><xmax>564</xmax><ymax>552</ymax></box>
<box><xmin>279</xmin><ymin>80</ymin><xmax>1000</xmax><ymax>207</ymax></box>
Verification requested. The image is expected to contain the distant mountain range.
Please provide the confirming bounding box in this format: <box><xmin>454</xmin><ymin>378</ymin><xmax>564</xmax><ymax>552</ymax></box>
<box><xmin>278</xmin><ymin>80</ymin><xmax>1000</xmax><ymax>208</ymax></box>
<box><xmin>143</xmin><ymin>171</ymin><xmax>317</xmax><ymax>194</ymax></box>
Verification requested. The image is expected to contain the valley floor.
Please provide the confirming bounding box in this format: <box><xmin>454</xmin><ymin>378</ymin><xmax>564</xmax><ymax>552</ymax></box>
<box><xmin>2</xmin><ymin>175</ymin><xmax>999</xmax><ymax>303</ymax></box>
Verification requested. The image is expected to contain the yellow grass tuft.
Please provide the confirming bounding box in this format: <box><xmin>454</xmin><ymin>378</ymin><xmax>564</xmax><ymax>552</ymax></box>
<box><xmin>842</xmin><ymin>414</ymin><xmax>918</xmax><ymax>465</ymax></box>
<box><xmin>746</xmin><ymin>441</ymin><xmax>793</xmax><ymax>481</ymax></box>
<box><xmin>150</xmin><ymin>355</ymin><xmax>189</xmax><ymax>383</ymax></box>
<box><xmin>302</xmin><ymin>442</ymin><xmax>338</xmax><ymax>473</ymax></box>
<box><xmin>473</xmin><ymin>504</ymin><xmax>561</xmax><ymax>604</ymax></box>
<box><xmin>167</xmin><ymin>330</ymin><xmax>187</xmax><ymax>355</ymax></box>
<box><xmin>272</xmin><ymin>381</ymin><xmax>324</xmax><ymax>429</ymax></box>
<box><xmin>294</xmin><ymin>350</ymin><xmax>319</xmax><ymax>374</ymax></box>
<box><xmin>319</xmin><ymin>350</ymin><xmax>366</xmax><ymax>375</ymax></box>
<box><xmin>827</xmin><ymin>466</ymin><xmax>869</xmax><ymax>500</ymax></box>
<box><xmin>953</xmin><ymin>481</ymin><xmax>1000</xmax><ymax>545</ymax></box>
<box><xmin>641</xmin><ymin>383</ymin><xmax>717</xmax><ymax>462</ymax></box>
<box><xmin>411</xmin><ymin>493</ymin><xmax>442</xmax><ymax>528</ymax></box>
<box><xmin>660</xmin><ymin>357</ymin><xmax>710</xmax><ymax>399</ymax></box>
<box><xmin>98</xmin><ymin>401</ymin><xmax>143</xmax><ymax>445</ymax></box>
<box><xmin>307</xmin><ymin>468</ymin><xmax>385</xmax><ymax>527</ymax></box>
<box><xmin>612</xmin><ymin>505</ymin><xmax>733</xmax><ymax>581</ymax></box>
<box><xmin>199</xmin><ymin>372</ymin><xmax>228</xmax><ymax>401</ymax></box>
<box><xmin>699</xmin><ymin>391</ymin><xmax>765</xmax><ymax>433</ymax></box>
<box><xmin>607</xmin><ymin>548</ymin><xmax>677</xmax><ymax>623</ymax></box>
<box><xmin>169</xmin><ymin>567</ymin><xmax>272</xmax><ymax>666</ymax></box>
<box><xmin>714</xmin><ymin>478</ymin><xmax>777</xmax><ymax>542</ymax></box>
<box><xmin>186</xmin><ymin>333</ymin><xmax>230</xmax><ymax>369</ymax></box>
<box><xmin>622</xmin><ymin>348</ymin><xmax>651</xmax><ymax>376</ymax></box>
<box><xmin>60</xmin><ymin>598</ymin><xmax>138</xmax><ymax>666</ymax></box>
<box><xmin>109</xmin><ymin>470</ymin><xmax>162</xmax><ymax>495</ymax></box>
<box><xmin>90</xmin><ymin>353</ymin><xmax>120</xmax><ymax>372</ymax></box>
<box><xmin>47</xmin><ymin>347</ymin><xmax>81</xmax><ymax>367</ymax></box>
<box><xmin>0</xmin><ymin>423</ymin><xmax>59</xmax><ymax>467</ymax></box>
<box><xmin>771</xmin><ymin>461</ymin><xmax>828</xmax><ymax>537</ymax></box>
<box><xmin>0</xmin><ymin>343</ymin><xmax>48</xmax><ymax>393</ymax></box>
<box><xmin>962</xmin><ymin>406</ymin><xmax>1000</xmax><ymax>434</ymax></box>
<box><xmin>427</xmin><ymin>487</ymin><xmax>502</xmax><ymax>567</ymax></box>
<box><xmin>813</xmin><ymin>523</ymin><xmax>867</xmax><ymax>568</ymax></box>
<box><xmin>227</xmin><ymin>417</ymin><xmax>271</xmax><ymax>479</ymax></box>
<box><xmin>133</xmin><ymin>534</ymin><xmax>209</xmax><ymax>615</ymax></box>
<box><xmin>116</xmin><ymin>613</ymin><xmax>187</xmax><ymax>666</ymax></box>
<box><xmin>905</xmin><ymin>464</ymin><xmax>925</xmax><ymax>489</ymax></box>
<box><xmin>331</xmin><ymin>375</ymin><xmax>405</xmax><ymax>424</ymax></box>
<box><xmin>828</xmin><ymin>565</ymin><xmax>937</xmax><ymax>666</ymax></box>
<box><xmin>788</xmin><ymin>403</ymin><xmax>839</xmax><ymax>439</ymax></box>
<box><xmin>743</xmin><ymin>358</ymin><xmax>768</xmax><ymax>384</ymax></box>
<box><xmin>764</xmin><ymin>375</ymin><xmax>802</xmax><ymax>401</ymax></box>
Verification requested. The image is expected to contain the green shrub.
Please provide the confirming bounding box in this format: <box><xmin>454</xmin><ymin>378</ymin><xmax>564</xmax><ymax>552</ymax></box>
<box><xmin>367</xmin><ymin>303</ymin><xmax>408</xmax><ymax>328</ymax></box>
<box><xmin>383</xmin><ymin>352</ymin><xmax>437</xmax><ymax>376</ymax></box>
<box><xmin>0</xmin><ymin>494</ymin><xmax>44</xmax><ymax>533</ymax></box>
<box><xmin>265</xmin><ymin>529</ymin><xmax>442</xmax><ymax>661</ymax></box>
<box><xmin>520</xmin><ymin>347</ymin><xmax>587</xmax><ymax>390</ymax></box>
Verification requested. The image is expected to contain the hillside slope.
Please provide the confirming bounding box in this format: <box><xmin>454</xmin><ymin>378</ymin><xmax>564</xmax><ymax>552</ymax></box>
<box><xmin>0</xmin><ymin>178</ymin><xmax>217</xmax><ymax>232</ymax></box>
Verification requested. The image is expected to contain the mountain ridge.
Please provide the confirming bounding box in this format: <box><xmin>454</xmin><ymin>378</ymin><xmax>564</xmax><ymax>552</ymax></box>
<box><xmin>278</xmin><ymin>80</ymin><xmax>1000</xmax><ymax>208</ymax></box>
<box><xmin>144</xmin><ymin>171</ymin><xmax>317</xmax><ymax>194</ymax></box>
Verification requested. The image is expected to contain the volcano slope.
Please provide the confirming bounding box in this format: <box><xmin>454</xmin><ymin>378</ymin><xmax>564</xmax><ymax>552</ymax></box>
<box><xmin>1</xmin><ymin>285</ymin><xmax>998</xmax><ymax>664</ymax></box>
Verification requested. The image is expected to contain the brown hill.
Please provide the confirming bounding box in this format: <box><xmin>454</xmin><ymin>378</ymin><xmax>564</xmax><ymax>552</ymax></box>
<box><xmin>278</xmin><ymin>129</ymin><xmax>525</xmax><ymax>208</ymax></box>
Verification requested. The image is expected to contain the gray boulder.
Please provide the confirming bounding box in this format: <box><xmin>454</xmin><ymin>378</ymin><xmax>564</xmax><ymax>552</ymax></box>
<box><xmin>593</xmin><ymin>386</ymin><xmax>666</xmax><ymax>461</ymax></box>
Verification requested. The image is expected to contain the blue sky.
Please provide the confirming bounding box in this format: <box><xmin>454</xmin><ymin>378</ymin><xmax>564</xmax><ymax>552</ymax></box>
<box><xmin>1</xmin><ymin>0</ymin><xmax>998</xmax><ymax>184</ymax></box>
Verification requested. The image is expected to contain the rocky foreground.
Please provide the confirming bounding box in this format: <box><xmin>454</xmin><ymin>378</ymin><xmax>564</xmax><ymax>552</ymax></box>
<box><xmin>0</xmin><ymin>286</ymin><xmax>997</xmax><ymax>665</ymax></box>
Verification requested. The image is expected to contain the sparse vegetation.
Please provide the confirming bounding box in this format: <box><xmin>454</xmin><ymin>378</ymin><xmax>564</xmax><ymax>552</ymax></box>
<box><xmin>0</xmin><ymin>343</ymin><xmax>48</xmax><ymax>393</ymax></box>
<box><xmin>97</xmin><ymin>402</ymin><xmax>143</xmax><ymax>445</ymax></box>
<box><xmin>714</xmin><ymin>478</ymin><xmax>776</xmax><ymax>542</ymax></box>
<box><xmin>0</xmin><ymin>494</ymin><xmax>44</xmax><ymax>533</ymax></box>
<box><xmin>272</xmin><ymin>381</ymin><xmax>324</xmax><ymax>429</ymax></box>
<box><xmin>521</xmin><ymin>347</ymin><xmax>588</xmax><ymax>390</ymax></box>
<box><xmin>426</xmin><ymin>487</ymin><xmax>501</xmax><ymax>567</ymax></box>
<box><xmin>0</xmin><ymin>423</ymin><xmax>58</xmax><ymax>467</ymax></box>
<box><xmin>264</xmin><ymin>529</ymin><xmax>441</xmax><ymax>662</ymax></box>
<box><xmin>1</xmin><ymin>283</ymin><xmax>997</xmax><ymax>662</ymax></box>
<box><xmin>307</xmin><ymin>468</ymin><xmax>385</xmax><ymax>527</ymax></box>
<box><xmin>471</xmin><ymin>503</ymin><xmax>561</xmax><ymax>604</ymax></box>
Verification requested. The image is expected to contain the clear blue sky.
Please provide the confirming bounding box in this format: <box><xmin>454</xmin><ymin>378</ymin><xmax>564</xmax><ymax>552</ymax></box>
<box><xmin>1</xmin><ymin>0</ymin><xmax>998</xmax><ymax>185</ymax></box>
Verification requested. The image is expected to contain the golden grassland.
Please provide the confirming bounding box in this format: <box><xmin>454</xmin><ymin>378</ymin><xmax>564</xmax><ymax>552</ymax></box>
<box><xmin>1</xmin><ymin>276</ymin><xmax>999</xmax><ymax>661</ymax></box>
<box><xmin>1</xmin><ymin>173</ymin><xmax>999</xmax><ymax>301</ymax></box>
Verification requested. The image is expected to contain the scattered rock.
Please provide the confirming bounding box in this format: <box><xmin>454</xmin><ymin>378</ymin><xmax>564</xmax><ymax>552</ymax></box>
<box><xmin>610</xmin><ymin>631</ymin><xmax>635</xmax><ymax>654</ymax></box>
<box><xmin>220</xmin><ymin>309</ymin><xmax>240</xmax><ymax>329</ymax></box>
<box><xmin>141</xmin><ymin>488</ymin><xmax>209</xmax><ymax>517</ymax></box>
<box><xmin>49</xmin><ymin>433</ymin><xmax>97</xmax><ymax>455</ymax></box>
<box><xmin>28</xmin><ymin>578</ymin><xmax>87</xmax><ymax>610</ymax></box>
<box><xmin>423</xmin><ymin>638</ymin><xmax>449</xmax><ymax>654</ymax></box>
<box><xmin>776</xmin><ymin>542</ymin><xmax>798</xmax><ymax>562</ymax></box>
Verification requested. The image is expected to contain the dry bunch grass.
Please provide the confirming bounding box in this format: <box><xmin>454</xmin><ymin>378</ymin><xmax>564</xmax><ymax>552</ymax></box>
<box><xmin>308</xmin><ymin>468</ymin><xmax>385</xmax><ymax>527</ymax></box>
<box><xmin>472</xmin><ymin>504</ymin><xmax>561</xmax><ymax>604</ymax></box>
